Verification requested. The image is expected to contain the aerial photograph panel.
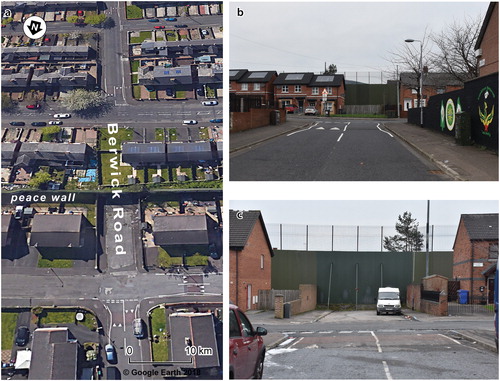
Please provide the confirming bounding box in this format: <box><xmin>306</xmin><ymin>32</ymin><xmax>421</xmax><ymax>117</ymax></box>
<box><xmin>1</xmin><ymin>1</ymin><xmax>223</xmax><ymax>379</ymax></box>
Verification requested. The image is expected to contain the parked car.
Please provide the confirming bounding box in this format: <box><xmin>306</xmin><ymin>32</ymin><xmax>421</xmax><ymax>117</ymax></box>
<box><xmin>31</xmin><ymin>122</ymin><xmax>46</xmax><ymax>126</ymax></box>
<box><xmin>182</xmin><ymin>120</ymin><xmax>198</xmax><ymax>125</ymax></box>
<box><xmin>15</xmin><ymin>326</ymin><xmax>29</xmax><ymax>347</ymax></box>
<box><xmin>105</xmin><ymin>344</ymin><xmax>116</xmax><ymax>363</ymax></box>
<box><xmin>154</xmin><ymin>25</ymin><xmax>165</xmax><ymax>29</ymax></box>
<box><xmin>166</xmin><ymin>88</ymin><xmax>174</xmax><ymax>97</ymax></box>
<box><xmin>210</xmin><ymin>118</ymin><xmax>223</xmax><ymax>123</ymax></box>
<box><xmin>285</xmin><ymin>104</ymin><xmax>297</xmax><ymax>114</ymax></box>
<box><xmin>229</xmin><ymin>303</ymin><xmax>267</xmax><ymax>379</ymax></box>
<box><xmin>133</xmin><ymin>318</ymin><xmax>145</xmax><ymax>339</ymax></box>
<box><xmin>201</xmin><ymin>29</ymin><xmax>209</xmax><ymax>35</ymax></box>
<box><xmin>77</xmin><ymin>10</ymin><xmax>84</xmax><ymax>16</ymax></box>
<box><xmin>48</xmin><ymin>121</ymin><xmax>63</xmax><ymax>125</ymax></box>
<box><xmin>147</xmin><ymin>18</ymin><xmax>159</xmax><ymax>22</ymax></box>
<box><xmin>376</xmin><ymin>287</ymin><xmax>402</xmax><ymax>315</ymax></box>
<box><xmin>165</xmin><ymin>17</ymin><xmax>177</xmax><ymax>21</ymax></box>
<box><xmin>175</xmin><ymin>24</ymin><xmax>188</xmax><ymax>28</ymax></box>
<box><xmin>202</xmin><ymin>100</ymin><xmax>218</xmax><ymax>106</ymax></box>
<box><xmin>26</xmin><ymin>104</ymin><xmax>40</xmax><ymax>109</ymax></box>
<box><xmin>53</xmin><ymin>113</ymin><xmax>71</xmax><ymax>119</ymax></box>
<box><xmin>14</xmin><ymin>205</ymin><xmax>23</xmax><ymax>220</ymax></box>
<box><xmin>9</xmin><ymin>122</ymin><xmax>25</xmax><ymax>126</ymax></box>
<box><xmin>304</xmin><ymin>107</ymin><xmax>318</xmax><ymax>116</ymax></box>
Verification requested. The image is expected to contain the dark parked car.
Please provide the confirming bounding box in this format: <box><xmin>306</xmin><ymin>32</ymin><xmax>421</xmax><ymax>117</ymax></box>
<box><xmin>210</xmin><ymin>118</ymin><xmax>223</xmax><ymax>123</ymax></box>
<box><xmin>9</xmin><ymin>122</ymin><xmax>25</xmax><ymax>126</ymax></box>
<box><xmin>148</xmin><ymin>18</ymin><xmax>159</xmax><ymax>22</ymax></box>
<box><xmin>15</xmin><ymin>326</ymin><xmax>29</xmax><ymax>347</ymax></box>
<box><xmin>31</xmin><ymin>122</ymin><xmax>46</xmax><ymax>126</ymax></box>
<box><xmin>165</xmin><ymin>17</ymin><xmax>177</xmax><ymax>21</ymax></box>
<box><xmin>175</xmin><ymin>24</ymin><xmax>188</xmax><ymax>28</ymax></box>
<box><xmin>229</xmin><ymin>304</ymin><xmax>267</xmax><ymax>379</ymax></box>
<box><xmin>133</xmin><ymin>318</ymin><xmax>145</xmax><ymax>339</ymax></box>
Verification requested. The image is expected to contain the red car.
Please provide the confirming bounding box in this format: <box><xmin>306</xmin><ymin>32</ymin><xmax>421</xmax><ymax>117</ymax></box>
<box><xmin>285</xmin><ymin>104</ymin><xmax>298</xmax><ymax>114</ymax></box>
<box><xmin>26</xmin><ymin>104</ymin><xmax>40</xmax><ymax>109</ymax></box>
<box><xmin>154</xmin><ymin>25</ymin><xmax>165</xmax><ymax>29</ymax></box>
<box><xmin>229</xmin><ymin>304</ymin><xmax>267</xmax><ymax>379</ymax></box>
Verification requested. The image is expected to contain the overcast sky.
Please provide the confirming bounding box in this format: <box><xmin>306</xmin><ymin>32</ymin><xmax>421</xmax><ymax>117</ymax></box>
<box><xmin>229</xmin><ymin>1</ymin><xmax>490</xmax><ymax>81</ymax></box>
<box><xmin>229</xmin><ymin>200</ymin><xmax>499</xmax><ymax>227</ymax></box>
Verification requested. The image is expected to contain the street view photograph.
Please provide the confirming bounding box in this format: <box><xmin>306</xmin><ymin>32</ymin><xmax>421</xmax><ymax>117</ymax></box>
<box><xmin>229</xmin><ymin>200</ymin><xmax>499</xmax><ymax>379</ymax></box>
<box><xmin>1</xmin><ymin>1</ymin><xmax>223</xmax><ymax>380</ymax></box>
<box><xmin>229</xmin><ymin>2</ymin><xmax>498</xmax><ymax>181</ymax></box>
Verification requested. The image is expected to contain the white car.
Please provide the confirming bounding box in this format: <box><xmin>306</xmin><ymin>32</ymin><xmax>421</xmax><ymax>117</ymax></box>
<box><xmin>53</xmin><ymin>113</ymin><xmax>71</xmax><ymax>119</ymax></box>
<box><xmin>182</xmin><ymin>120</ymin><xmax>198</xmax><ymax>125</ymax></box>
<box><xmin>48</xmin><ymin>120</ymin><xmax>63</xmax><ymax>125</ymax></box>
<box><xmin>304</xmin><ymin>107</ymin><xmax>318</xmax><ymax>115</ymax></box>
<box><xmin>202</xmin><ymin>100</ymin><xmax>218</xmax><ymax>106</ymax></box>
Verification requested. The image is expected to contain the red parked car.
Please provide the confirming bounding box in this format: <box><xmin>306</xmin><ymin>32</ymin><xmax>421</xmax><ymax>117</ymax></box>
<box><xmin>154</xmin><ymin>25</ymin><xmax>165</xmax><ymax>29</ymax></box>
<box><xmin>229</xmin><ymin>304</ymin><xmax>267</xmax><ymax>379</ymax></box>
<box><xmin>26</xmin><ymin>104</ymin><xmax>40</xmax><ymax>109</ymax></box>
<box><xmin>285</xmin><ymin>104</ymin><xmax>298</xmax><ymax>114</ymax></box>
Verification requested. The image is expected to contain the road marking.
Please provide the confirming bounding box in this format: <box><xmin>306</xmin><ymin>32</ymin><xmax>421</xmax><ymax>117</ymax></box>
<box><xmin>337</xmin><ymin>133</ymin><xmax>344</xmax><ymax>142</ymax></box>
<box><xmin>438</xmin><ymin>333</ymin><xmax>462</xmax><ymax>345</ymax></box>
<box><xmin>318</xmin><ymin>331</ymin><xmax>333</xmax><ymax>334</ymax></box>
<box><xmin>339</xmin><ymin>331</ymin><xmax>353</xmax><ymax>334</ymax></box>
<box><xmin>122</xmin><ymin>300</ymin><xmax>126</xmax><ymax>332</ymax></box>
<box><xmin>279</xmin><ymin>338</ymin><xmax>296</xmax><ymax>347</ymax></box>
<box><xmin>370</xmin><ymin>331</ymin><xmax>382</xmax><ymax>353</ymax></box>
<box><xmin>290</xmin><ymin>337</ymin><xmax>304</xmax><ymax>348</ymax></box>
<box><xmin>382</xmin><ymin>360</ymin><xmax>393</xmax><ymax>380</ymax></box>
<box><xmin>344</xmin><ymin>122</ymin><xmax>350</xmax><ymax>131</ymax></box>
<box><xmin>376</xmin><ymin>123</ymin><xmax>394</xmax><ymax>137</ymax></box>
<box><xmin>287</xmin><ymin>122</ymin><xmax>318</xmax><ymax>136</ymax></box>
<box><xmin>316</xmin><ymin>127</ymin><xmax>325</xmax><ymax>130</ymax></box>
<box><xmin>330</xmin><ymin>127</ymin><xmax>340</xmax><ymax>130</ymax></box>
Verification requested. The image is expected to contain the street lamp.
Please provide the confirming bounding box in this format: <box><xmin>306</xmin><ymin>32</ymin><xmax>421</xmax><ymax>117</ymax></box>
<box><xmin>405</xmin><ymin>39</ymin><xmax>424</xmax><ymax>127</ymax></box>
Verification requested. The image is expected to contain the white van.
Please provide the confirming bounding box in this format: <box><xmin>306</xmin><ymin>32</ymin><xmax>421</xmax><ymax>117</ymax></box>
<box><xmin>376</xmin><ymin>287</ymin><xmax>401</xmax><ymax>315</ymax></box>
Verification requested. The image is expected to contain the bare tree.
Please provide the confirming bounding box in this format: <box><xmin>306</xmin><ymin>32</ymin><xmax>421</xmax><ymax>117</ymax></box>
<box><xmin>430</xmin><ymin>16</ymin><xmax>482</xmax><ymax>82</ymax></box>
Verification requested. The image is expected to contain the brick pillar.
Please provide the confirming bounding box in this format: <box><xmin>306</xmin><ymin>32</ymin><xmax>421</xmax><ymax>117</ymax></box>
<box><xmin>275</xmin><ymin>294</ymin><xmax>284</xmax><ymax>319</ymax></box>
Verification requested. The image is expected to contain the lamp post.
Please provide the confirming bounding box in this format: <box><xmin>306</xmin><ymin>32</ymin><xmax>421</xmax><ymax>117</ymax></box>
<box><xmin>405</xmin><ymin>39</ymin><xmax>424</xmax><ymax>127</ymax></box>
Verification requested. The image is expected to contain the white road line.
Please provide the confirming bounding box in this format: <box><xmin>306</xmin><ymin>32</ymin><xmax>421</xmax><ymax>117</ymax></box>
<box><xmin>122</xmin><ymin>300</ymin><xmax>126</xmax><ymax>332</ymax></box>
<box><xmin>370</xmin><ymin>331</ymin><xmax>382</xmax><ymax>353</ymax></box>
<box><xmin>382</xmin><ymin>360</ymin><xmax>393</xmax><ymax>380</ymax></box>
<box><xmin>337</xmin><ymin>133</ymin><xmax>344</xmax><ymax>142</ymax></box>
<box><xmin>339</xmin><ymin>331</ymin><xmax>353</xmax><ymax>334</ymax></box>
<box><xmin>318</xmin><ymin>331</ymin><xmax>333</xmax><ymax>334</ymax></box>
<box><xmin>344</xmin><ymin>122</ymin><xmax>350</xmax><ymax>131</ymax></box>
<box><xmin>287</xmin><ymin>122</ymin><xmax>318</xmax><ymax>136</ymax></box>
<box><xmin>279</xmin><ymin>338</ymin><xmax>296</xmax><ymax>347</ymax></box>
<box><xmin>290</xmin><ymin>337</ymin><xmax>304</xmax><ymax>348</ymax></box>
<box><xmin>376</xmin><ymin>123</ymin><xmax>394</xmax><ymax>137</ymax></box>
<box><xmin>438</xmin><ymin>333</ymin><xmax>462</xmax><ymax>345</ymax></box>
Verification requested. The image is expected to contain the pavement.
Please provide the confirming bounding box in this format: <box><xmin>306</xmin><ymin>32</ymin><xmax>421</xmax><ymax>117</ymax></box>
<box><xmin>244</xmin><ymin>309</ymin><xmax>498</xmax><ymax>353</ymax></box>
<box><xmin>229</xmin><ymin>117</ymin><xmax>498</xmax><ymax>181</ymax></box>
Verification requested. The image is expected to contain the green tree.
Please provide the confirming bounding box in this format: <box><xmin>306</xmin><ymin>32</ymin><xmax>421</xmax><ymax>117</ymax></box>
<box><xmin>29</xmin><ymin>171</ymin><xmax>52</xmax><ymax>189</ymax></box>
<box><xmin>66</xmin><ymin>15</ymin><xmax>79</xmax><ymax>23</ymax></box>
<box><xmin>84</xmin><ymin>12</ymin><xmax>107</xmax><ymax>26</ymax></box>
<box><xmin>1</xmin><ymin>93</ymin><xmax>16</xmax><ymax>112</ymax></box>
<box><xmin>323</xmin><ymin>63</ymin><xmax>338</xmax><ymax>75</ymax></box>
<box><xmin>1</xmin><ymin>17</ymin><xmax>13</xmax><ymax>25</ymax></box>
<box><xmin>61</xmin><ymin>89</ymin><xmax>106</xmax><ymax>112</ymax></box>
<box><xmin>383</xmin><ymin>211</ymin><xmax>424</xmax><ymax>252</ymax></box>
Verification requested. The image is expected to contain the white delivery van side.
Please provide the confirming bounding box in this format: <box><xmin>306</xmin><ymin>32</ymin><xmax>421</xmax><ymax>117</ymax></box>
<box><xmin>376</xmin><ymin>287</ymin><xmax>401</xmax><ymax>315</ymax></box>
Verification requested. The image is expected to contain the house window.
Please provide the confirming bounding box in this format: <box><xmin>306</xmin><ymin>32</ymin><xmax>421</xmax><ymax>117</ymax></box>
<box><xmin>312</xmin><ymin>87</ymin><xmax>319</xmax><ymax>95</ymax></box>
<box><xmin>241</xmin><ymin>83</ymin><xmax>248</xmax><ymax>91</ymax></box>
<box><xmin>327</xmin><ymin>87</ymin><xmax>332</xmax><ymax>95</ymax></box>
<box><xmin>253</xmin><ymin>83</ymin><xmax>261</xmax><ymax>91</ymax></box>
<box><xmin>282</xmin><ymin>85</ymin><xmax>288</xmax><ymax>93</ymax></box>
<box><xmin>295</xmin><ymin>85</ymin><xmax>301</xmax><ymax>93</ymax></box>
<box><xmin>260</xmin><ymin>254</ymin><xmax>264</xmax><ymax>269</ymax></box>
<box><xmin>308</xmin><ymin>101</ymin><xmax>316</xmax><ymax>107</ymax></box>
<box><xmin>489</xmin><ymin>244</ymin><xmax>498</xmax><ymax>261</ymax></box>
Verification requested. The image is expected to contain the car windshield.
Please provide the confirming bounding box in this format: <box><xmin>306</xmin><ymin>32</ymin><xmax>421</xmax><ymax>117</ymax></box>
<box><xmin>379</xmin><ymin>292</ymin><xmax>399</xmax><ymax>300</ymax></box>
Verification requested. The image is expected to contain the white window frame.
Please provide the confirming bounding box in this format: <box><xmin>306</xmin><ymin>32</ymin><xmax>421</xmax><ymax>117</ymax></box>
<box><xmin>295</xmin><ymin>85</ymin><xmax>301</xmax><ymax>93</ymax></box>
<box><xmin>241</xmin><ymin>83</ymin><xmax>248</xmax><ymax>91</ymax></box>
<box><xmin>282</xmin><ymin>85</ymin><xmax>288</xmax><ymax>93</ymax></box>
<box><xmin>253</xmin><ymin>83</ymin><xmax>261</xmax><ymax>91</ymax></box>
<box><xmin>312</xmin><ymin>87</ymin><xmax>319</xmax><ymax>95</ymax></box>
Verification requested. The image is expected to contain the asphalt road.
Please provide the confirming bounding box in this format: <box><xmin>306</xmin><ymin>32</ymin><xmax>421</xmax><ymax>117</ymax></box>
<box><xmin>263</xmin><ymin>329</ymin><xmax>497</xmax><ymax>379</ymax></box>
<box><xmin>230</xmin><ymin>119</ymin><xmax>450</xmax><ymax>181</ymax></box>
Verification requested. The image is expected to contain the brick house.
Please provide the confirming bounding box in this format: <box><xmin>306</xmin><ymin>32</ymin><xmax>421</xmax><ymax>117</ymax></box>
<box><xmin>452</xmin><ymin>213</ymin><xmax>498</xmax><ymax>304</ymax></box>
<box><xmin>229</xmin><ymin>210</ymin><xmax>274</xmax><ymax>312</ymax></box>
<box><xmin>399</xmin><ymin>72</ymin><xmax>464</xmax><ymax>118</ymax></box>
<box><xmin>475</xmin><ymin>2</ymin><xmax>498</xmax><ymax>78</ymax></box>
<box><xmin>229</xmin><ymin>69</ymin><xmax>277</xmax><ymax>110</ymax></box>
<box><xmin>273</xmin><ymin>72</ymin><xmax>346</xmax><ymax>114</ymax></box>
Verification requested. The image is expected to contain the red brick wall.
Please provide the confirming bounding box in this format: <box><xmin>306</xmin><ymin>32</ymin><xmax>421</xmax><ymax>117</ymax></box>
<box><xmin>229</xmin><ymin>219</ymin><xmax>273</xmax><ymax>312</ymax></box>
<box><xmin>400</xmin><ymin>84</ymin><xmax>463</xmax><ymax>118</ymax></box>
<box><xmin>274</xmin><ymin>83</ymin><xmax>345</xmax><ymax>114</ymax></box>
<box><xmin>230</xmin><ymin>108</ymin><xmax>283</xmax><ymax>132</ymax></box>
<box><xmin>478</xmin><ymin>3</ymin><xmax>499</xmax><ymax>77</ymax></box>
<box><xmin>229</xmin><ymin>74</ymin><xmax>277</xmax><ymax>105</ymax></box>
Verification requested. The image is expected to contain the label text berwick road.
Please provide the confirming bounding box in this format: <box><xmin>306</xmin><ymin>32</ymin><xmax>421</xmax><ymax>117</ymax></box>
<box><xmin>107</xmin><ymin>123</ymin><xmax>122</xmax><ymax>199</ymax></box>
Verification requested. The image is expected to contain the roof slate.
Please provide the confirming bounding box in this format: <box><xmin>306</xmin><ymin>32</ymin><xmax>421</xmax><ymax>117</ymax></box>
<box><xmin>461</xmin><ymin>213</ymin><xmax>499</xmax><ymax>241</ymax></box>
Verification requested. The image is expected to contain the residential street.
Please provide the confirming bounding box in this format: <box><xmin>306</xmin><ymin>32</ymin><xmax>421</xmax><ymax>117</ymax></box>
<box><xmin>244</xmin><ymin>309</ymin><xmax>498</xmax><ymax>379</ymax></box>
<box><xmin>230</xmin><ymin>118</ymin><xmax>450</xmax><ymax>181</ymax></box>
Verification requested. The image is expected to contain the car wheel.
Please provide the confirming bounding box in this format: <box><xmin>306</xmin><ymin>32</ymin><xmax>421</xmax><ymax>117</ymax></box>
<box><xmin>254</xmin><ymin>355</ymin><xmax>264</xmax><ymax>379</ymax></box>
<box><xmin>376</xmin><ymin>310</ymin><xmax>380</xmax><ymax>315</ymax></box>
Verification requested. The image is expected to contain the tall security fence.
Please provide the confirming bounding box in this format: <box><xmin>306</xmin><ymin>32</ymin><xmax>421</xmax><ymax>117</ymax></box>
<box><xmin>267</xmin><ymin>223</ymin><xmax>457</xmax><ymax>252</ymax></box>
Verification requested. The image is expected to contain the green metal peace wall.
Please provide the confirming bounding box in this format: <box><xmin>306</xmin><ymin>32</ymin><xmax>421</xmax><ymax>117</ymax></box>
<box><xmin>272</xmin><ymin>250</ymin><xmax>453</xmax><ymax>305</ymax></box>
